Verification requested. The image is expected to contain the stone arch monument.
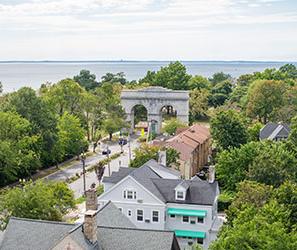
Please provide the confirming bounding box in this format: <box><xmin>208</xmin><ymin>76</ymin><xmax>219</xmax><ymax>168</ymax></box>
<box><xmin>121</xmin><ymin>87</ymin><xmax>189</xmax><ymax>134</ymax></box>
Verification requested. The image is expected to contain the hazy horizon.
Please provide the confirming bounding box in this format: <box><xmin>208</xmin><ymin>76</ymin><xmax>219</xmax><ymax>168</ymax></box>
<box><xmin>0</xmin><ymin>0</ymin><xmax>296</xmax><ymax>61</ymax></box>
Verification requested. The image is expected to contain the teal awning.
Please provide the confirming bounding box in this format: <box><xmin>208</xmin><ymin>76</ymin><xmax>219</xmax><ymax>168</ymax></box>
<box><xmin>167</xmin><ymin>208</ymin><xmax>207</xmax><ymax>217</ymax></box>
<box><xmin>175</xmin><ymin>230</ymin><xmax>206</xmax><ymax>239</ymax></box>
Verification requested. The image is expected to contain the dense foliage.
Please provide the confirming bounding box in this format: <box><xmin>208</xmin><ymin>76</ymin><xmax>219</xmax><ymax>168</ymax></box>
<box><xmin>0</xmin><ymin>180</ymin><xmax>75</xmax><ymax>229</ymax></box>
<box><xmin>129</xmin><ymin>144</ymin><xmax>180</xmax><ymax>169</ymax></box>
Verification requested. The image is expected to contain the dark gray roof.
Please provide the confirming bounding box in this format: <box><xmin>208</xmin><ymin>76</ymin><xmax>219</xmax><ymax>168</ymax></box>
<box><xmin>260</xmin><ymin>122</ymin><xmax>290</xmax><ymax>140</ymax></box>
<box><xmin>0</xmin><ymin>201</ymin><xmax>179</xmax><ymax>250</ymax></box>
<box><xmin>151</xmin><ymin>179</ymin><xmax>218</xmax><ymax>205</ymax></box>
<box><xmin>0</xmin><ymin>217</ymin><xmax>75</xmax><ymax>250</ymax></box>
<box><xmin>97</xmin><ymin>201</ymin><xmax>135</xmax><ymax>229</ymax></box>
<box><xmin>97</xmin><ymin>226</ymin><xmax>179</xmax><ymax>250</ymax></box>
<box><xmin>144</xmin><ymin>159</ymin><xmax>180</xmax><ymax>178</ymax></box>
<box><xmin>129</xmin><ymin>165</ymin><xmax>166</xmax><ymax>202</ymax></box>
<box><xmin>103</xmin><ymin>160</ymin><xmax>180</xmax><ymax>185</ymax></box>
<box><xmin>103</xmin><ymin>167</ymin><xmax>134</xmax><ymax>184</ymax></box>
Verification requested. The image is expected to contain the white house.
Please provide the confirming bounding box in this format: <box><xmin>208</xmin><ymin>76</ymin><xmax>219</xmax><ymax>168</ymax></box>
<box><xmin>98</xmin><ymin>159</ymin><xmax>222</xmax><ymax>249</ymax></box>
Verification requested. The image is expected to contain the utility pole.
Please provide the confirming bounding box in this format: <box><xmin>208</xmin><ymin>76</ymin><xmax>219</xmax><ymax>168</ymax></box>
<box><xmin>107</xmin><ymin>146</ymin><xmax>111</xmax><ymax>176</ymax></box>
<box><xmin>81</xmin><ymin>151</ymin><xmax>86</xmax><ymax>195</ymax></box>
<box><xmin>128</xmin><ymin>133</ymin><xmax>132</xmax><ymax>164</ymax></box>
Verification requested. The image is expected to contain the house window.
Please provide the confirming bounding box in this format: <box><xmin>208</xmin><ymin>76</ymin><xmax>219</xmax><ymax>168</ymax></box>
<box><xmin>170</xmin><ymin>214</ymin><xmax>175</xmax><ymax>218</ymax></box>
<box><xmin>182</xmin><ymin>216</ymin><xmax>189</xmax><ymax>223</ymax></box>
<box><xmin>197</xmin><ymin>238</ymin><xmax>203</xmax><ymax>245</ymax></box>
<box><xmin>176</xmin><ymin>191</ymin><xmax>185</xmax><ymax>200</ymax></box>
<box><xmin>124</xmin><ymin>190</ymin><xmax>136</xmax><ymax>199</ymax></box>
<box><xmin>118</xmin><ymin>207</ymin><xmax>122</xmax><ymax>212</ymax></box>
<box><xmin>128</xmin><ymin>210</ymin><xmax>132</xmax><ymax>217</ymax></box>
<box><xmin>137</xmin><ymin>210</ymin><xmax>143</xmax><ymax>221</ymax></box>
<box><xmin>190</xmin><ymin>218</ymin><xmax>196</xmax><ymax>224</ymax></box>
<box><xmin>197</xmin><ymin>217</ymin><xmax>204</xmax><ymax>223</ymax></box>
<box><xmin>152</xmin><ymin>211</ymin><xmax>159</xmax><ymax>222</ymax></box>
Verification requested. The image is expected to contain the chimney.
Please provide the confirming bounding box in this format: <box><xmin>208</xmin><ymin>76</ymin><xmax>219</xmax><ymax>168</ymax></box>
<box><xmin>208</xmin><ymin>165</ymin><xmax>215</xmax><ymax>183</ymax></box>
<box><xmin>85</xmin><ymin>186</ymin><xmax>98</xmax><ymax>211</ymax></box>
<box><xmin>158</xmin><ymin>150</ymin><xmax>167</xmax><ymax>166</ymax></box>
<box><xmin>83</xmin><ymin>210</ymin><xmax>98</xmax><ymax>244</ymax></box>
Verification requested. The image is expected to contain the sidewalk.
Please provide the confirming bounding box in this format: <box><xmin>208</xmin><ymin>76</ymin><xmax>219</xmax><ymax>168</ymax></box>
<box><xmin>45</xmin><ymin>135</ymin><xmax>138</xmax><ymax>183</ymax></box>
<box><xmin>69</xmin><ymin>140</ymin><xmax>138</xmax><ymax>198</ymax></box>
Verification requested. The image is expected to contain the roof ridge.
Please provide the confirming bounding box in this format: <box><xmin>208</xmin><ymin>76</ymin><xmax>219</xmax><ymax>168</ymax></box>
<box><xmin>97</xmin><ymin>225</ymin><xmax>174</xmax><ymax>233</ymax></box>
<box><xmin>9</xmin><ymin>217</ymin><xmax>75</xmax><ymax>226</ymax></box>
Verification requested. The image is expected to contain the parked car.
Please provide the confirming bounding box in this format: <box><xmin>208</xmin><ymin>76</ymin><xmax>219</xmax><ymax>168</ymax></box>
<box><xmin>118</xmin><ymin>138</ymin><xmax>128</xmax><ymax>145</ymax></box>
<box><xmin>102</xmin><ymin>148</ymin><xmax>111</xmax><ymax>155</ymax></box>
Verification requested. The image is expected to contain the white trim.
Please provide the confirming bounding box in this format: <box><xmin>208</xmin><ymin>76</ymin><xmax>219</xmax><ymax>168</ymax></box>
<box><xmin>99</xmin><ymin>175</ymin><xmax>165</xmax><ymax>205</ymax></box>
<box><xmin>136</xmin><ymin>209</ymin><xmax>144</xmax><ymax>222</ymax></box>
<box><xmin>152</xmin><ymin>210</ymin><xmax>160</xmax><ymax>223</ymax></box>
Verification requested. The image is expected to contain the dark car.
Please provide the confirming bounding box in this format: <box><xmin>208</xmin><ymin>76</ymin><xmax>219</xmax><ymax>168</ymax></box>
<box><xmin>118</xmin><ymin>138</ymin><xmax>128</xmax><ymax>145</ymax></box>
<box><xmin>102</xmin><ymin>148</ymin><xmax>111</xmax><ymax>155</ymax></box>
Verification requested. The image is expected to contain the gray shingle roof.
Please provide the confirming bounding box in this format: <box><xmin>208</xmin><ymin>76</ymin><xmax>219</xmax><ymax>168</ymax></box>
<box><xmin>103</xmin><ymin>167</ymin><xmax>134</xmax><ymax>184</ymax></box>
<box><xmin>0</xmin><ymin>217</ymin><xmax>75</xmax><ymax>250</ymax></box>
<box><xmin>97</xmin><ymin>226</ymin><xmax>179</xmax><ymax>250</ymax></box>
<box><xmin>151</xmin><ymin>179</ymin><xmax>218</xmax><ymax>205</ymax></box>
<box><xmin>97</xmin><ymin>201</ymin><xmax>135</xmax><ymax>229</ymax></box>
<box><xmin>0</xmin><ymin>201</ymin><xmax>179</xmax><ymax>250</ymax></box>
<box><xmin>260</xmin><ymin>122</ymin><xmax>290</xmax><ymax>140</ymax></box>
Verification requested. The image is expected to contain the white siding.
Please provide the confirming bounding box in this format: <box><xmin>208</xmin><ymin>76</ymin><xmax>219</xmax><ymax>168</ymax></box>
<box><xmin>98</xmin><ymin>176</ymin><xmax>166</xmax><ymax>230</ymax></box>
<box><xmin>165</xmin><ymin>203</ymin><xmax>214</xmax><ymax>249</ymax></box>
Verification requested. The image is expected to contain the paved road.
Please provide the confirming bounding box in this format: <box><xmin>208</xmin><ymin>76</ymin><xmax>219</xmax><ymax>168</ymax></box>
<box><xmin>69</xmin><ymin>137</ymin><xmax>139</xmax><ymax>198</ymax></box>
<box><xmin>46</xmin><ymin>136</ymin><xmax>138</xmax><ymax>183</ymax></box>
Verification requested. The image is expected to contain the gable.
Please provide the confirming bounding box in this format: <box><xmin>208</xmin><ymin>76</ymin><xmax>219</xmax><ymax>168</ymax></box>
<box><xmin>52</xmin><ymin>235</ymin><xmax>84</xmax><ymax>250</ymax></box>
<box><xmin>98</xmin><ymin>175</ymin><xmax>164</xmax><ymax>205</ymax></box>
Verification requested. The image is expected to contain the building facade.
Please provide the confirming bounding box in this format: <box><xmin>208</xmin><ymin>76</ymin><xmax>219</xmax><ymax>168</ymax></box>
<box><xmin>154</xmin><ymin>124</ymin><xmax>211</xmax><ymax>179</ymax></box>
<box><xmin>98</xmin><ymin>160</ymin><xmax>222</xmax><ymax>249</ymax></box>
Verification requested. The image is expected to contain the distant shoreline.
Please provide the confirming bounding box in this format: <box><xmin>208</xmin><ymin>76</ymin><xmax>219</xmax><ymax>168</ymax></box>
<box><xmin>0</xmin><ymin>60</ymin><xmax>296</xmax><ymax>64</ymax></box>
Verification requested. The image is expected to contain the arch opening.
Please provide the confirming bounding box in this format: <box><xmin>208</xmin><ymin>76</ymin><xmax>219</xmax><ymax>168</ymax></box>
<box><xmin>132</xmin><ymin>104</ymin><xmax>148</xmax><ymax>132</ymax></box>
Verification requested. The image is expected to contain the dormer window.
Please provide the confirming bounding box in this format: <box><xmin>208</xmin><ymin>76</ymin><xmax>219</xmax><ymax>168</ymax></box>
<box><xmin>176</xmin><ymin>191</ymin><xmax>185</xmax><ymax>200</ymax></box>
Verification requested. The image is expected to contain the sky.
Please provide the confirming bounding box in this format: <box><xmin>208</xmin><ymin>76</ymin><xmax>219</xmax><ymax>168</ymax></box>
<box><xmin>0</xmin><ymin>0</ymin><xmax>296</xmax><ymax>61</ymax></box>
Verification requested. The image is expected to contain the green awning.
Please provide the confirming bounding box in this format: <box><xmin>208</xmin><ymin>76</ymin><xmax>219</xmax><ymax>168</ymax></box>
<box><xmin>175</xmin><ymin>230</ymin><xmax>206</xmax><ymax>239</ymax></box>
<box><xmin>167</xmin><ymin>208</ymin><xmax>207</xmax><ymax>217</ymax></box>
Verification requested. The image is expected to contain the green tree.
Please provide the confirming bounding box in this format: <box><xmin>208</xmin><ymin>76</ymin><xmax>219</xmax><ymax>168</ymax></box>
<box><xmin>138</xmin><ymin>70</ymin><xmax>156</xmax><ymax>84</ymax></box>
<box><xmin>189</xmin><ymin>89</ymin><xmax>210</xmax><ymax>121</ymax></box>
<box><xmin>0</xmin><ymin>81</ymin><xmax>2</xmax><ymax>94</ymax></box>
<box><xmin>0</xmin><ymin>112</ymin><xmax>40</xmax><ymax>186</ymax></box>
<box><xmin>246</xmin><ymin>80</ymin><xmax>287</xmax><ymax>123</ymax></box>
<box><xmin>208</xmin><ymin>81</ymin><xmax>233</xmax><ymax>107</ymax></box>
<box><xmin>153</xmin><ymin>61</ymin><xmax>191</xmax><ymax>90</ymax></box>
<box><xmin>43</xmin><ymin>78</ymin><xmax>84</xmax><ymax>116</ymax></box>
<box><xmin>226</xmin><ymin>181</ymin><xmax>273</xmax><ymax>224</ymax></box>
<box><xmin>101</xmin><ymin>72</ymin><xmax>127</xmax><ymax>85</ymax></box>
<box><xmin>73</xmin><ymin>69</ymin><xmax>99</xmax><ymax>90</ymax></box>
<box><xmin>210</xmin><ymin>110</ymin><xmax>248</xmax><ymax>150</ymax></box>
<box><xmin>274</xmin><ymin>181</ymin><xmax>297</xmax><ymax>231</ymax></box>
<box><xmin>103</xmin><ymin>117</ymin><xmax>127</xmax><ymax>141</ymax></box>
<box><xmin>57</xmin><ymin>112</ymin><xmax>86</xmax><ymax>158</ymax></box>
<box><xmin>129</xmin><ymin>144</ymin><xmax>179</xmax><ymax>168</ymax></box>
<box><xmin>163</xmin><ymin>118</ymin><xmax>187</xmax><ymax>135</ymax></box>
<box><xmin>209</xmin><ymin>72</ymin><xmax>231</xmax><ymax>86</ymax></box>
<box><xmin>247</xmin><ymin>122</ymin><xmax>263</xmax><ymax>142</ymax></box>
<box><xmin>216</xmin><ymin>142</ymin><xmax>262</xmax><ymax>191</ymax></box>
<box><xmin>0</xmin><ymin>180</ymin><xmax>75</xmax><ymax>225</ymax></box>
<box><xmin>210</xmin><ymin>201</ymin><xmax>297</xmax><ymax>250</ymax></box>
<box><xmin>248</xmin><ymin>142</ymin><xmax>297</xmax><ymax>187</ymax></box>
<box><xmin>188</xmin><ymin>75</ymin><xmax>210</xmax><ymax>90</ymax></box>
<box><xmin>287</xmin><ymin>116</ymin><xmax>297</xmax><ymax>156</ymax></box>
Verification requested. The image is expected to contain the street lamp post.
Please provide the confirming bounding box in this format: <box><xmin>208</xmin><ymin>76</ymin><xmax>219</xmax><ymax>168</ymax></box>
<box><xmin>107</xmin><ymin>146</ymin><xmax>111</xmax><ymax>176</ymax></box>
<box><xmin>81</xmin><ymin>151</ymin><xmax>86</xmax><ymax>195</ymax></box>
<box><xmin>128</xmin><ymin>133</ymin><xmax>131</xmax><ymax>164</ymax></box>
